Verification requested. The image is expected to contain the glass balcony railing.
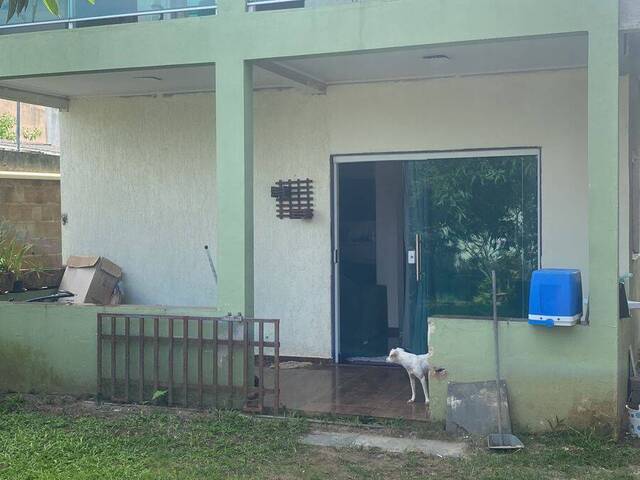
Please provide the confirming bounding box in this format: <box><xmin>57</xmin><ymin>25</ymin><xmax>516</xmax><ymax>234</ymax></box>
<box><xmin>0</xmin><ymin>1</ymin><xmax>69</xmax><ymax>31</ymax></box>
<box><xmin>0</xmin><ymin>0</ymin><xmax>216</xmax><ymax>33</ymax></box>
<box><xmin>0</xmin><ymin>0</ymin><xmax>367</xmax><ymax>33</ymax></box>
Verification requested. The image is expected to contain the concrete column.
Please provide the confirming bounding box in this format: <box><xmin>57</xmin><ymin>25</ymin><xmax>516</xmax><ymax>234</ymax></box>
<box><xmin>587</xmin><ymin>28</ymin><xmax>620</xmax><ymax>325</ymax></box>
<box><xmin>215</xmin><ymin>59</ymin><xmax>254</xmax><ymax>316</ymax></box>
<box><xmin>587</xmin><ymin>23</ymin><xmax>623</xmax><ymax>424</ymax></box>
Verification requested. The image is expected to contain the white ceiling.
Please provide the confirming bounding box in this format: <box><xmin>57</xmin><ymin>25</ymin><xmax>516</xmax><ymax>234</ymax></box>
<box><xmin>0</xmin><ymin>34</ymin><xmax>587</xmax><ymax>98</ymax></box>
<box><xmin>281</xmin><ymin>34</ymin><xmax>587</xmax><ymax>85</ymax></box>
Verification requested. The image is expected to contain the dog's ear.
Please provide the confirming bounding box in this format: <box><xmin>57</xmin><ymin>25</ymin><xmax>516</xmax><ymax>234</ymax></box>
<box><xmin>389</xmin><ymin>348</ymin><xmax>399</xmax><ymax>358</ymax></box>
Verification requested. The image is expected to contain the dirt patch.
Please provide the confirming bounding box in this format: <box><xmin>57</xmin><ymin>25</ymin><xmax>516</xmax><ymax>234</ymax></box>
<box><xmin>0</xmin><ymin>392</ymin><xmax>213</xmax><ymax>421</ymax></box>
<box><xmin>307</xmin><ymin>417</ymin><xmax>458</xmax><ymax>442</ymax></box>
<box><xmin>270</xmin><ymin>444</ymin><xmax>461</xmax><ymax>480</ymax></box>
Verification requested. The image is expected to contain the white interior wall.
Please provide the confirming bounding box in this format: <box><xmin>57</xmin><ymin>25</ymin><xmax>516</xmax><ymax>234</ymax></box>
<box><xmin>375</xmin><ymin>162</ymin><xmax>404</xmax><ymax>330</ymax></box>
<box><xmin>62</xmin><ymin>69</ymin><xmax>608</xmax><ymax>358</ymax></box>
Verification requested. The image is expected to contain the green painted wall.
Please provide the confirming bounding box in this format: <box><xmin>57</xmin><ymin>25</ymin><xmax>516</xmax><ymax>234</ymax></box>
<box><xmin>429</xmin><ymin>318</ymin><xmax>618</xmax><ymax>432</ymax></box>
<box><xmin>0</xmin><ymin>303</ymin><xmax>247</xmax><ymax>407</ymax></box>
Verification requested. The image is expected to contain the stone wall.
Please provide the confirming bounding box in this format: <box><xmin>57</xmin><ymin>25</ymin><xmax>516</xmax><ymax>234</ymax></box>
<box><xmin>0</xmin><ymin>150</ymin><xmax>61</xmax><ymax>268</ymax></box>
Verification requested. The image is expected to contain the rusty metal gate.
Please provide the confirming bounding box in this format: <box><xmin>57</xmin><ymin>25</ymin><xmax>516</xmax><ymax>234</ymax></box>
<box><xmin>97</xmin><ymin>314</ymin><xmax>280</xmax><ymax>414</ymax></box>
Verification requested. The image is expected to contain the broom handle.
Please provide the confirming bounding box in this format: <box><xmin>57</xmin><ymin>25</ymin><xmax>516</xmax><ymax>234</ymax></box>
<box><xmin>204</xmin><ymin>245</ymin><xmax>218</xmax><ymax>284</ymax></box>
<box><xmin>492</xmin><ymin>270</ymin><xmax>503</xmax><ymax>437</ymax></box>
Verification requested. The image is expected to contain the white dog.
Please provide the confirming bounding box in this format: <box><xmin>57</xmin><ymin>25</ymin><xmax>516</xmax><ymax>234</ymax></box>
<box><xmin>386</xmin><ymin>347</ymin><xmax>442</xmax><ymax>404</ymax></box>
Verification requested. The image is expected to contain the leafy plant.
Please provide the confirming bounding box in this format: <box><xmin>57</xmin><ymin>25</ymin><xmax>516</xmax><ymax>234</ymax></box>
<box><xmin>0</xmin><ymin>220</ymin><xmax>41</xmax><ymax>280</ymax></box>
<box><xmin>546</xmin><ymin>415</ymin><xmax>566</xmax><ymax>432</ymax></box>
<box><xmin>151</xmin><ymin>390</ymin><xmax>167</xmax><ymax>401</ymax></box>
<box><xmin>140</xmin><ymin>390</ymin><xmax>169</xmax><ymax>406</ymax></box>
<box><xmin>0</xmin><ymin>114</ymin><xmax>44</xmax><ymax>143</ymax></box>
<box><xmin>22</xmin><ymin>126</ymin><xmax>41</xmax><ymax>142</ymax></box>
<box><xmin>0</xmin><ymin>239</ymin><xmax>36</xmax><ymax>280</ymax></box>
<box><xmin>1</xmin><ymin>0</ymin><xmax>94</xmax><ymax>21</ymax></box>
<box><xmin>0</xmin><ymin>113</ymin><xmax>16</xmax><ymax>142</ymax></box>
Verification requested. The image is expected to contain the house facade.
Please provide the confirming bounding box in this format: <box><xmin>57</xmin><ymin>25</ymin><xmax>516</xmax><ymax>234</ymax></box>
<box><xmin>0</xmin><ymin>0</ymin><xmax>639</xmax><ymax>432</ymax></box>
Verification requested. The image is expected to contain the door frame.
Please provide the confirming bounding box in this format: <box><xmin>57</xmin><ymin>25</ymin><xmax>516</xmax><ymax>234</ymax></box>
<box><xmin>331</xmin><ymin>147</ymin><xmax>542</xmax><ymax>363</ymax></box>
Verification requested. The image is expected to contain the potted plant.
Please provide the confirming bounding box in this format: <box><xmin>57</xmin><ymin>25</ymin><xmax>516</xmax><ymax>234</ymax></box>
<box><xmin>0</xmin><ymin>221</ymin><xmax>42</xmax><ymax>293</ymax></box>
<box><xmin>0</xmin><ymin>270</ymin><xmax>13</xmax><ymax>294</ymax></box>
<box><xmin>22</xmin><ymin>267</ymin><xmax>65</xmax><ymax>290</ymax></box>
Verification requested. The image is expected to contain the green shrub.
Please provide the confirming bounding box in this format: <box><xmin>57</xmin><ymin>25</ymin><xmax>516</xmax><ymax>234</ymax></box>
<box><xmin>0</xmin><ymin>220</ymin><xmax>41</xmax><ymax>279</ymax></box>
<box><xmin>0</xmin><ymin>113</ymin><xmax>16</xmax><ymax>142</ymax></box>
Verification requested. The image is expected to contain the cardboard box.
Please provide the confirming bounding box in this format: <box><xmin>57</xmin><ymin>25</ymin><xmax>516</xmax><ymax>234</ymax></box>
<box><xmin>58</xmin><ymin>256</ymin><xmax>122</xmax><ymax>305</ymax></box>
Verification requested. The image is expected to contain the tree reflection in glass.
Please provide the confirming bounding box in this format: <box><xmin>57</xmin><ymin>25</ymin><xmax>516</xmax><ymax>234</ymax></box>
<box><xmin>407</xmin><ymin>155</ymin><xmax>538</xmax><ymax>319</ymax></box>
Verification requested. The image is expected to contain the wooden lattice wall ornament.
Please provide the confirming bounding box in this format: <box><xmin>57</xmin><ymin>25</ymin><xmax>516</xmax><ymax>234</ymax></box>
<box><xmin>270</xmin><ymin>178</ymin><xmax>314</xmax><ymax>219</ymax></box>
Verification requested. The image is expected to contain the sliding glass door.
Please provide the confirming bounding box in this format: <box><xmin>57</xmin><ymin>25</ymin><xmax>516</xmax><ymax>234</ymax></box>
<box><xmin>334</xmin><ymin>149</ymin><xmax>539</xmax><ymax>362</ymax></box>
<box><xmin>402</xmin><ymin>153</ymin><xmax>539</xmax><ymax>354</ymax></box>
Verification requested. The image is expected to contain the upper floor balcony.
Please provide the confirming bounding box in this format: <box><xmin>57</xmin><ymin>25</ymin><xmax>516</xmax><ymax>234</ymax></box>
<box><xmin>0</xmin><ymin>0</ymin><xmax>371</xmax><ymax>34</ymax></box>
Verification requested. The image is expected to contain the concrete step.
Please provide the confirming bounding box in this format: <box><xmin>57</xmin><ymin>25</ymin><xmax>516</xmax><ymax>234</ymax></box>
<box><xmin>300</xmin><ymin>430</ymin><xmax>467</xmax><ymax>458</ymax></box>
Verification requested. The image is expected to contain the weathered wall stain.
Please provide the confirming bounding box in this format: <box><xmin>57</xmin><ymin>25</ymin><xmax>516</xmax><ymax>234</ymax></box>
<box><xmin>566</xmin><ymin>398</ymin><xmax>618</xmax><ymax>435</ymax></box>
<box><xmin>0</xmin><ymin>340</ymin><xmax>64</xmax><ymax>393</ymax></box>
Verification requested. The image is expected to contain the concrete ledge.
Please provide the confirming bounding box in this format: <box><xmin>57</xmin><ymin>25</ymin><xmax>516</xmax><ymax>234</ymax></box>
<box><xmin>0</xmin><ymin>149</ymin><xmax>59</xmax><ymax>174</ymax></box>
<box><xmin>0</xmin><ymin>170</ymin><xmax>60</xmax><ymax>180</ymax></box>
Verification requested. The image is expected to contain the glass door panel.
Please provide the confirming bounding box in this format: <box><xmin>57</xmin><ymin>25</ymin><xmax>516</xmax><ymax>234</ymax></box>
<box><xmin>402</xmin><ymin>154</ymin><xmax>539</xmax><ymax>353</ymax></box>
<box><xmin>402</xmin><ymin>161</ymin><xmax>429</xmax><ymax>354</ymax></box>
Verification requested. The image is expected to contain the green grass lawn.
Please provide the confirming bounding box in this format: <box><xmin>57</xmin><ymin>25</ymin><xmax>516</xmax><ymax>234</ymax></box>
<box><xmin>1</xmin><ymin>394</ymin><xmax>640</xmax><ymax>479</ymax></box>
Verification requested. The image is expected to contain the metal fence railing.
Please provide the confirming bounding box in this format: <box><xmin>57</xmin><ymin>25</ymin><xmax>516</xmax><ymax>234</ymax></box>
<box><xmin>97</xmin><ymin>313</ymin><xmax>280</xmax><ymax>414</ymax></box>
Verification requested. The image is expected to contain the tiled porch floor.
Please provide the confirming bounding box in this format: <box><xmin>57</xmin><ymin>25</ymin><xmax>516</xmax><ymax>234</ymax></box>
<box><xmin>277</xmin><ymin>364</ymin><xmax>429</xmax><ymax>421</ymax></box>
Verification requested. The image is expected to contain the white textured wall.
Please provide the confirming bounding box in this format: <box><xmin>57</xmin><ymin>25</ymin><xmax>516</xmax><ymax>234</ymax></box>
<box><xmin>62</xmin><ymin>69</ymin><xmax>608</xmax><ymax>358</ymax></box>
<box><xmin>61</xmin><ymin>95</ymin><xmax>217</xmax><ymax>307</ymax></box>
<box><xmin>253</xmin><ymin>92</ymin><xmax>331</xmax><ymax>358</ymax></box>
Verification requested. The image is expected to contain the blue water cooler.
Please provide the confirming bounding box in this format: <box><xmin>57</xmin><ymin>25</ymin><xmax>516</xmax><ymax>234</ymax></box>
<box><xmin>528</xmin><ymin>269</ymin><xmax>583</xmax><ymax>327</ymax></box>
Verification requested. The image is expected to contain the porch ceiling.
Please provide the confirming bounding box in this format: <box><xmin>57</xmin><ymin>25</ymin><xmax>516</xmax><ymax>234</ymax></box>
<box><xmin>0</xmin><ymin>34</ymin><xmax>586</xmax><ymax>100</ymax></box>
